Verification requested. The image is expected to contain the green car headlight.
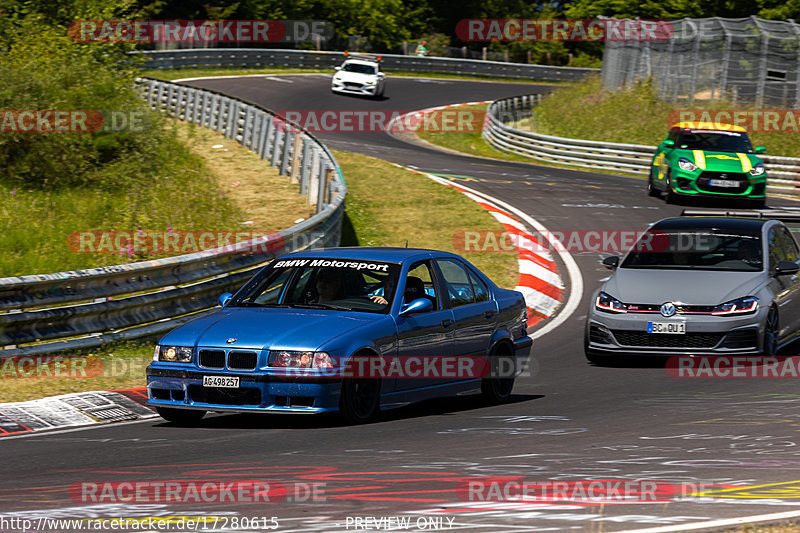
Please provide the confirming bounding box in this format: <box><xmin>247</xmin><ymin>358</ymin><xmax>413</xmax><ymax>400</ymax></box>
<box><xmin>749</xmin><ymin>163</ymin><xmax>765</xmax><ymax>176</ymax></box>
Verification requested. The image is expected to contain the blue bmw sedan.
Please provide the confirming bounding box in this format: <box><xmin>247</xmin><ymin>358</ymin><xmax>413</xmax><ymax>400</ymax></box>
<box><xmin>147</xmin><ymin>248</ymin><xmax>532</xmax><ymax>424</ymax></box>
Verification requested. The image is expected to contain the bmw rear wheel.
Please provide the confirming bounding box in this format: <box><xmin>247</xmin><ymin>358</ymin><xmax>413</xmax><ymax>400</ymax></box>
<box><xmin>481</xmin><ymin>346</ymin><xmax>515</xmax><ymax>403</ymax></box>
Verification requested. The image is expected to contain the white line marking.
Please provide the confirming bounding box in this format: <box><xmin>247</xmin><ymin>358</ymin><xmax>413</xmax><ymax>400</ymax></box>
<box><xmin>619</xmin><ymin>509</ymin><xmax>800</xmax><ymax>533</ymax></box>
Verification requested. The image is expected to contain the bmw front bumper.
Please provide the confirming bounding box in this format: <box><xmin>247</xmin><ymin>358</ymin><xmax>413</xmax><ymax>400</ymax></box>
<box><xmin>146</xmin><ymin>366</ymin><xmax>342</xmax><ymax>414</ymax></box>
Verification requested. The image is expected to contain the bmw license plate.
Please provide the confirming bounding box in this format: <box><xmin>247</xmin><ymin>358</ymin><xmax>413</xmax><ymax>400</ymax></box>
<box><xmin>203</xmin><ymin>375</ymin><xmax>239</xmax><ymax>388</ymax></box>
<box><xmin>709</xmin><ymin>179</ymin><xmax>739</xmax><ymax>188</ymax></box>
<box><xmin>647</xmin><ymin>322</ymin><xmax>686</xmax><ymax>334</ymax></box>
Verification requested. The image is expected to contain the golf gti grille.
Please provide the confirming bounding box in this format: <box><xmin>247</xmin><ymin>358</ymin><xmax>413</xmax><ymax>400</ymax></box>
<box><xmin>611</xmin><ymin>330</ymin><xmax>725</xmax><ymax>348</ymax></box>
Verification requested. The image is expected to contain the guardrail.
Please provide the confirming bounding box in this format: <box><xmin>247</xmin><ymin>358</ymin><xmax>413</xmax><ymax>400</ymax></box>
<box><xmin>0</xmin><ymin>78</ymin><xmax>346</xmax><ymax>358</ymax></box>
<box><xmin>131</xmin><ymin>48</ymin><xmax>598</xmax><ymax>82</ymax></box>
<box><xmin>483</xmin><ymin>95</ymin><xmax>800</xmax><ymax>191</ymax></box>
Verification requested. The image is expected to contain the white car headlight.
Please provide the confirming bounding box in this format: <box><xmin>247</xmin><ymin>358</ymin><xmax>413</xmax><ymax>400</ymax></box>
<box><xmin>678</xmin><ymin>157</ymin><xmax>698</xmax><ymax>172</ymax></box>
<box><xmin>269</xmin><ymin>350</ymin><xmax>335</xmax><ymax>369</ymax></box>
<box><xmin>595</xmin><ymin>292</ymin><xmax>628</xmax><ymax>313</ymax></box>
<box><xmin>711</xmin><ymin>296</ymin><xmax>758</xmax><ymax>316</ymax></box>
<box><xmin>750</xmin><ymin>163</ymin><xmax>765</xmax><ymax>176</ymax></box>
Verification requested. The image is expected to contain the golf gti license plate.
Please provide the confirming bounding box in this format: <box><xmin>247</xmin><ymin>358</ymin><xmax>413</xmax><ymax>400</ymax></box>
<box><xmin>647</xmin><ymin>322</ymin><xmax>686</xmax><ymax>334</ymax></box>
<box><xmin>203</xmin><ymin>376</ymin><xmax>240</xmax><ymax>388</ymax></box>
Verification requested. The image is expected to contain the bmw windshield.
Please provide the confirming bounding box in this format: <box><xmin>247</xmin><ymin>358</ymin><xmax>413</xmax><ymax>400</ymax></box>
<box><xmin>621</xmin><ymin>229</ymin><xmax>763</xmax><ymax>272</ymax></box>
<box><xmin>228</xmin><ymin>258</ymin><xmax>400</xmax><ymax>313</ymax></box>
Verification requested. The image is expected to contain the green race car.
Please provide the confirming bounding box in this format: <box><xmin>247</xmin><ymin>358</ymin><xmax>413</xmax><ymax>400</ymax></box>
<box><xmin>648</xmin><ymin>122</ymin><xmax>768</xmax><ymax>208</ymax></box>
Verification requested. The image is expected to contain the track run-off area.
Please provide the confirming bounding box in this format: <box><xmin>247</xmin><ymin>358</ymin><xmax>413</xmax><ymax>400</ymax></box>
<box><xmin>3</xmin><ymin>74</ymin><xmax>800</xmax><ymax>533</ymax></box>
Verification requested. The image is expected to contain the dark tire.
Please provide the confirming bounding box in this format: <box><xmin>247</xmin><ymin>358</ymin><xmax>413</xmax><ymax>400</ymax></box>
<box><xmin>339</xmin><ymin>354</ymin><xmax>381</xmax><ymax>424</ymax></box>
<box><xmin>647</xmin><ymin>168</ymin><xmax>661</xmax><ymax>197</ymax></box>
<box><xmin>665</xmin><ymin>171</ymin><xmax>677</xmax><ymax>204</ymax></box>
<box><xmin>481</xmin><ymin>347</ymin><xmax>516</xmax><ymax>403</ymax></box>
<box><xmin>156</xmin><ymin>407</ymin><xmax>206</xmax><ymax>425</ymax></box>
<box><xmin>763</xmin><ymin>307</ymin><xmax>779</xmax><ymax>356</ymax></box>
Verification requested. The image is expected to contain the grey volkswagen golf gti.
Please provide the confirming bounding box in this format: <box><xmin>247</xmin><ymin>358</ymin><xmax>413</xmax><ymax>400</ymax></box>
<box><xmin>585</xmin><ymin>212</ymin><xmax>800</xmax><ymax>364</ymax></box>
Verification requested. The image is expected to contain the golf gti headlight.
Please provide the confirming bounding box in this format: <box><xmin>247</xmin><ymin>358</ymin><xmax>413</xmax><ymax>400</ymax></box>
<box><xmin>269</xmin><ymin>350</ymin><xmax>335</xmax><ymax>369</ymax></box>
<box><xmin>595</xmin><ymin>292</ymin><xmax>628</xmax><ymax>313</ymax></box>
<box><xmin>711</xmin><ymin>296</ymin><xmax>759</xmax><ymax>316</ymax></box>
<box><xmin>678</xmin><ymin>157</ymin><xmax>698</xmax><ymax>172</ymax></box>
<box><xmin>154</xmin><ymin>345</ymin><xmax>193</xmax><ymax>362</ymax></box>
<box><xmin>750</xmin><ymin>163</ymin><xmax>765</xmax><ymax>176</ymax></box>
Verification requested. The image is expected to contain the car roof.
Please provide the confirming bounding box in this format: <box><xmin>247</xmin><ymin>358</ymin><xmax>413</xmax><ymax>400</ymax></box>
<box><xmin>651</xmin><ymin>216</ymin><xmax>769</xmax><ymax>236</ymax></box>
<box><xmin>671</xmin><ymin>121</ymin><xmax>747</xmax><ymax>132</ymax></box>
<box><xmin>342</xmin><ymin>59</ymin><xmax>378</xmax><ymax>67</ymax></box>
<box><xmin>278</xmin><ymin>247</ymin><xmax>462</xmax><ymax>263</ymax></box>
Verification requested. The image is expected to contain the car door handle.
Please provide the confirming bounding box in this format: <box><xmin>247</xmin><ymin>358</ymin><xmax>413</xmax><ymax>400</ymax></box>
<box><xmin>484</xmin><ymin>311</ymin><xmax>495</xmax><ymax>319</ymax></box>
<box><xmin>441</xmin><ymin>319</ymin><xmax>453</xmax><ymax>328</ymax></box>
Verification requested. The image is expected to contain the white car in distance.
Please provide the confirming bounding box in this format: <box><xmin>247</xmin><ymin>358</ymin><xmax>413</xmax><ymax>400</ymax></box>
<box><xmin>331</xmin><ymin>53</ymin><xmax>385</xmax><ymax>98</ymax></box>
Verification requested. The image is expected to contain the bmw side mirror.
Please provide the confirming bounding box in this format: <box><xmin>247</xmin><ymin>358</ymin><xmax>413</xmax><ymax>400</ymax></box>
<box><xmin>602</xmin><ymin>256</ymin><xmax>620</xmax><ymax>269</ymax></box>
<box><xmin>756</xmin><ymin>146</ymin><xmax>766</xmax><ymax>154</ymax></box>
<box><xmin>219</xmin><ymin>292</ymin><xmax>233</xmax><ymax>307</ymax></box>
<box><xmin>663</xmin><ymin>140</ymin><xmax>675</xmax><ymax>147</ymax></box>
<box><xmin>399</xmin><ymin>298</ymin><xmax>433</xmax><ymax>316</ymax></box>
<box><xmin>775</xmin><ymin>261</ymin><xmax>799</xmax><ymax>277</ymax></box>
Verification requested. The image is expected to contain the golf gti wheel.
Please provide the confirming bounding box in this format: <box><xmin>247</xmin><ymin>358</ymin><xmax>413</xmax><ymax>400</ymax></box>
<box><xmin>481</xmin><ymin>345</ymin><xmax>515</xmax><ymax>403</ymax></box>
<box><xmin>339</xmin><ymin>354</ymin><xmax>380</xmax><ymax>424</ymax></box>
<box><xmin>763</xmin><ymin>307</ymin><xmax>779</xmax><ymax>356</ymax></box>
<box><xmin>156</xmin><ymin>407</ymin><xmax>206</xmax><ymax>426</ymax></box>
<box><xmin>647</xmin><ymin>169</ymin><xmax>660</xmax><ymax>197</ymax></box>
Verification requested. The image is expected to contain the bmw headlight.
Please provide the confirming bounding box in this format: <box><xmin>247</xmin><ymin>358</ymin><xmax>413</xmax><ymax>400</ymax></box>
<box><xmin>678</xmin><ymin>157</ymin><xmax>698</xmax><ymax>172</ymax></box>
<box><xmin>155</xmin><ymin>345</ymin><xmax>193</xmax><ymax>362</ymax></box>
<box><xmin>269</xmin><ymin>350</ymin><xmax>335</xmax><ymax>369</ymax></box>
<box><xmin>750</xmin><ymin>163</ymin><xmax>765</xmax><ymax>176</ymax></box>
<box><xmin>711</xmin><ymin>296</ymin><xmax>758</xmax><ymax>316</ymax></box>
<box><xmin>595</xmin><ymin>292</ymin><xmax>628</xmax><ymax>313</ymax></box>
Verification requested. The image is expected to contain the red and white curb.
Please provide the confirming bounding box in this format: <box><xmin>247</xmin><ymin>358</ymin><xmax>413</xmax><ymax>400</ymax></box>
<box><xmin>396</xmin><ymin>165</ymin><xmax>564</xmax><ymax>328</ymax></box>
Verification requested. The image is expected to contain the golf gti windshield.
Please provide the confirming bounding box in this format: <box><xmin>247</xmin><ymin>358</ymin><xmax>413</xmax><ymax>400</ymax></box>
<box><xmin>621</xmin><ymin>229</ymin><xmax>763</xmax><ymax>272</ymax></box>
<box><xmin>676</xmin><ymin>129</ymin><xmax>755</xmax><ymax>153</ymax></box>
<box><xmin>228</xmin><ymin>258</ymin><xmax>401</xmax><ymax>313</ymax></box>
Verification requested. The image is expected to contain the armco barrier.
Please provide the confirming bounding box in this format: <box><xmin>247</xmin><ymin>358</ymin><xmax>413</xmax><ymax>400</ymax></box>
<box><xmin>131</xmin><ymin>48</ymin><xmax>598</xmax><ymax>82</ymax></box>
<box><xmin>483</xmin><ymin>95</ymin><xmax>800</xmax><ymax>191</ymax></box>
<box><xmin>0</xmin><ymin>78</ymin><xmax>346</xmax><ymax>357</ymax></box>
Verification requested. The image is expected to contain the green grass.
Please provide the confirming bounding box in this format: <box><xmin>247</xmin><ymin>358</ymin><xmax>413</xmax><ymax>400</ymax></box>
<box><xmin>513</xmin><ymin>76</ymin><xmax>800</xmax><ymax>156</ymax></box>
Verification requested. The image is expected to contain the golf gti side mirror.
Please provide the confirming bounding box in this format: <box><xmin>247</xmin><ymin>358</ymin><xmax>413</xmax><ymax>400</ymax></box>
<box><xmin>399</xmin><ymin>298</ymin><xmax>433</xmax><ymax>316</ymax></box>
<box><xmin>602</xmin><ymin>256</ymin><xmax>620</xmax><ymax>269</ymax></box>
<box><xmin>219</xmin><ymin>292</ymin><xmax>233</xmax><ymax>307</ymax></box>
<box><xmin>756</xmin><ymin>146</ymin><xmax>767</xmax><ymax>154</ymax></box>
<box><xmin>663</xmin><ymin>140</ymin><xmax>675</xmax><ymax>147</ymax></box>
<box><xmin>775</xmin><ymin>261</ymin><xmax>799</xmax><ymax>277</ymax></box>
